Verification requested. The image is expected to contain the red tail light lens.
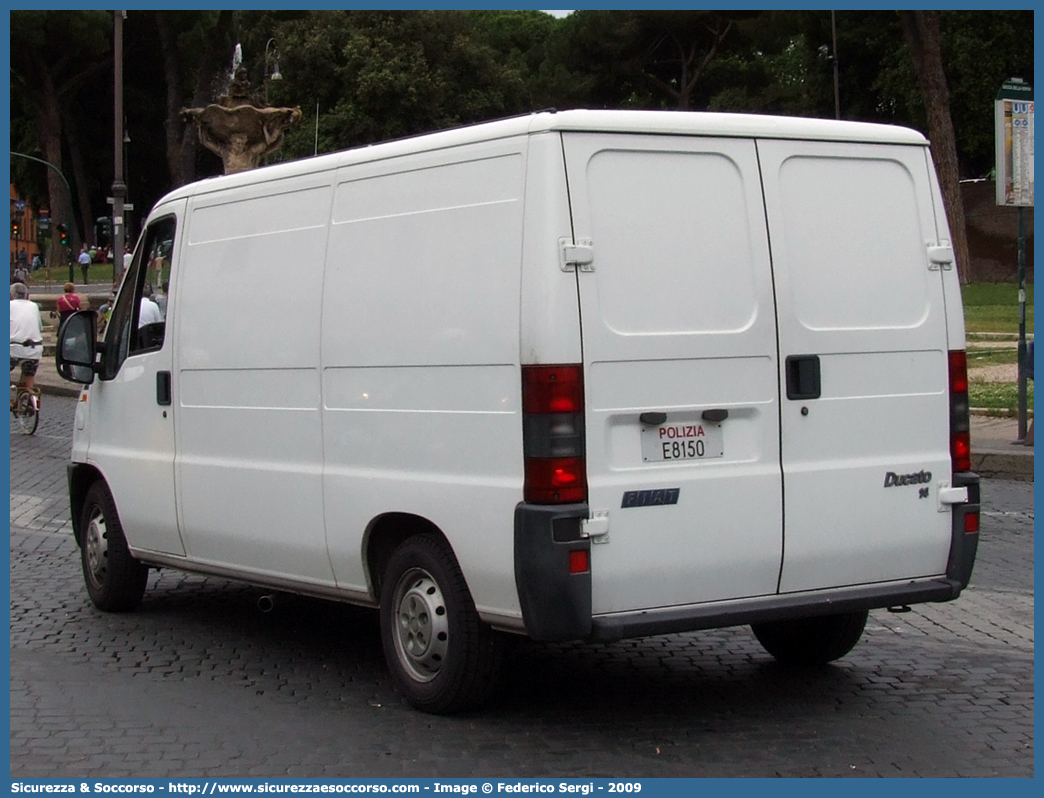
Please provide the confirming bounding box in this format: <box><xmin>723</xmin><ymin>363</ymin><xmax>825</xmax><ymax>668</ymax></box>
<box><xmin>522</xmin><ymin>365</ymin><xmax>584</xmax><ymax>414</ymax></box>
<box><xmin>949</xmin><ymin>351</ymin><xmax>972</xmax><ymax>472</ymax></box>
<box><xmin>522</xmin><ymin>365</ymin><xmax>587</xmax><ymax>504</ymax></box>
<box><xmin>949</xmin><ymin>350</ymin><xmax>969</xmax><ymax>393</ymax></box>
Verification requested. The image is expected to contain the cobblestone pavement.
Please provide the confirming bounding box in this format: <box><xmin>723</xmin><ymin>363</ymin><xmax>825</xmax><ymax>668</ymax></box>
<box><xmin>10</xmin><ymin>398</ymin><xmax>1034</xmax><ymax>778</ymax></box>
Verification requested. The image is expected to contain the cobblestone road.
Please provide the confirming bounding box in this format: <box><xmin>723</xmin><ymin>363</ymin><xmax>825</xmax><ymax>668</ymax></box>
<box><xmin>9</xmin><ymin>398</ymin><xmax>1034</xmax><ymax>778</ymax></box>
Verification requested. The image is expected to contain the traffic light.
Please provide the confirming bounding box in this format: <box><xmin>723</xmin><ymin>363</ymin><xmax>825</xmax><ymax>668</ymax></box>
<box><xmin>58</xmin><ymin>224</ymin><xmax>68</xmax><ymax>246</ymax></box>
<box><xmin>11</xmin><ymin>218</ymin><xmax>19</xmax><ymax>238</ymax></box>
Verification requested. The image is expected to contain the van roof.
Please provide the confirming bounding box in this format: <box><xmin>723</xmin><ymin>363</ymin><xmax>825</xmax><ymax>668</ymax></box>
<box><xmin>158</xmin><ymin>109</ymin><xmax>928</xmax><ymax>206</ymax></box>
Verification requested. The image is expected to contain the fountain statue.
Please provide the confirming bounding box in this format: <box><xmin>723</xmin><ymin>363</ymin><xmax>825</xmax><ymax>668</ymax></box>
<box><xmin>181</xmin><ymin>49</ymin><xmax>302</xmax><ymax>175</ymax></box>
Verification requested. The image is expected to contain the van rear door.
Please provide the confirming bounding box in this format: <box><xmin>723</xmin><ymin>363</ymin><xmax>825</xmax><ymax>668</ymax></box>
<box><xmin>561</xmin><ymin>133</ymin><xmax>783</xmax><ymax>615</ymax></box>
<box><xmin>757</xmin><ymin>140</ymin><xmax>953</xmax><ymax>592</ymax></box>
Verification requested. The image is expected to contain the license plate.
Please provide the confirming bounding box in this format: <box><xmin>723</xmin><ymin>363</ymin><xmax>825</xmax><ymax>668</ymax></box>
<box><xmin>641</xmin><ymin>421</ymin><xmax>724</xmax><ymax>462</ymax></box>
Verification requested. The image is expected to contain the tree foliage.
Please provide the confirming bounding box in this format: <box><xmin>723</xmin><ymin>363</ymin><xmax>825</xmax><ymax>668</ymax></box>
<box><xmin>8</xmin><ymin>9</ymin><xmax>1034</xmax><ymax>264</ymax></box>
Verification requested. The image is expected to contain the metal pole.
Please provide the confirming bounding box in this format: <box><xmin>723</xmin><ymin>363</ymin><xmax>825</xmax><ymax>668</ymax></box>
<box><xmin>265</xmin><ymin>38</ymin><xmax>277</xmax><ymax>106</ymax></box>
<box><xmin>1016</xmin><ymin>206</ymin><xmax>1027</xmax><ymax>440</ymax></box>
<box><xmin>112</xmin><ymin>10</ymin><xmax>127</xmax><ymax>288</ymax></box>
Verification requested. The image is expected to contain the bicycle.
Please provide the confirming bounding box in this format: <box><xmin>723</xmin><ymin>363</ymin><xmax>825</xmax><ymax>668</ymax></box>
<box><xmin>9</xmin><ymin>380</ymin><xmax>41</xmax><ymax>435</ymax></box>
<box><xmin>10</xmin><ymin>347</ymin><xmax>42</xmax><ymax>436</ymax></box>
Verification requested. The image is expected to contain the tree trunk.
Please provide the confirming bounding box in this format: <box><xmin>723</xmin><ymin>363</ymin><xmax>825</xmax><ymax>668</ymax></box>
<box><xmin>900</xmin><ymin>11</ymin><xmax>973</xmax><ymax>284</ymax></box>
<box><xmin>156</xmin><ymin>12</ymin><xmax>185</xmax><ymax>188</ymax></box>
<box><xmin>30</xmin><ymin>57</ymin><xmax>73</xmax><ymax>268</ymax></box>
<box><xmin>62</xmin><ymin>110</ymin><xmax>97</xmax><ymax>251</ymax></box>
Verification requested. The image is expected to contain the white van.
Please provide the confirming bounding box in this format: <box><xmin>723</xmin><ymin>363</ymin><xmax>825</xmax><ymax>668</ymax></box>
<box><xmin>57</xmin><ymin>110</ymin><xmax>980</xmax><ymax>713</ymax></box>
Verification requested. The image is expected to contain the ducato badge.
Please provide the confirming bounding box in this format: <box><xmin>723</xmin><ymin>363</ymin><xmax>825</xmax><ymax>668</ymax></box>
<box><xmin>883</xmin><ymin>470</ymin><xmax>932</xmax><ymax>488</ymax></box>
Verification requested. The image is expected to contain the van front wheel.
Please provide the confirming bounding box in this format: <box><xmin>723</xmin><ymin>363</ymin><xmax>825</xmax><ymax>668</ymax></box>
<box><xmin>80</xmin><ymin>481</ymin><xmax>149</xmax><ymax>612</ymax></box>
<box><xmin>751</xmin><ymin>610</ymin><xmax>868</xmax><ymax>665</ymax></box>
<box><xmin>379</xmin><ymin>535</ymin><xmax>501</xmax><ymax>713</ymax></box>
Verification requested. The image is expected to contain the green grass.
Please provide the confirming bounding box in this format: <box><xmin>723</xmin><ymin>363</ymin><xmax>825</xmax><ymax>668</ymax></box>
<box><xmin>963</xmin><ymin>285</ymin><xmax>1033</xmax><ymax>414</ymax></box>
<box><xmin>962</xmin><ymin>282</ymin><xmax>1034</xmax><ymax>335</ymax></box>
<box><xmin>969</xmin><ymin>381</ymin><xmax>1033</xmax><ymax>415</ymax></box>
<box><xmin>966</xmin><ymin>345</ymin><xmax>1019</xmax><ymax>369</ymax></box>
<box><xmin>33</xmin><ymin>260</ymin><xmax>123</xmax><ymax>291</ymax></box>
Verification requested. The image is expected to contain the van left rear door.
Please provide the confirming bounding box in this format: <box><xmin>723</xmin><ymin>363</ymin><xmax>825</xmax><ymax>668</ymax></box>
<box><xmin>562</xmin><ymin>132</ymin><xmax>783</xmax><ymax>615</ymax></box>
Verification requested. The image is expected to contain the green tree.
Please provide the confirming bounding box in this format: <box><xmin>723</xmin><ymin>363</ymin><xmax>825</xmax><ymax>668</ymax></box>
<box><xmin>246</xmin><ymin>10</ymin><xmax>532</xmax><ymax>163</ymax></box>
<box><xmin>10</xmin><ymin>10</ymin><xmax>112</xmax><ymax>260</ymax></box>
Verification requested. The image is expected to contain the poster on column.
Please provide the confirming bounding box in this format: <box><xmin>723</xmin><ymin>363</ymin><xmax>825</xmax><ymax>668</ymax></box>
<box><xmin>995</xmin><ymin>77</ymin><xmax>1034</xmax><ymax>207</ymax></box>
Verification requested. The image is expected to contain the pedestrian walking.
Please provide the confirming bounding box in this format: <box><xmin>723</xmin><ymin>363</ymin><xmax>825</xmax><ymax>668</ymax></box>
<box><xmin>78</xmin><ymin>246</ymin><xmax>91</xmax><ymax>284</ymax></box>
<box><xmin>1024</xmin><ymin>340</ymin><xmax>1034</xmax><ymax>447</ymax></box>
<box><xmin>151</xmin><ymin>250</ymin><xmax>167</xmax><ymax>290</ymax></box>
<box><xmin>55</xmin><ymin>282</ymin><xmax>82</xmax><ymax>327</ymax></box>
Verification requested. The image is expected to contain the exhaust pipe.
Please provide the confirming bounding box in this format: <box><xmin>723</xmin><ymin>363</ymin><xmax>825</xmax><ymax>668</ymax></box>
<box><xmin>257</xmin><ymin>594</ymin><xmax>276</xmax><ymax>613</ymax></box>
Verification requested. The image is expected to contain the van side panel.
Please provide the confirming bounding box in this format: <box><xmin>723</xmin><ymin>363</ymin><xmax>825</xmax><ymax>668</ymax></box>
<box><xmin>758</xmin><ymin>141</ymin><xmax>953</xmax><ymax>592</ymax></box>
<box><xmin>175</xmin><ymin>174</ymin><xmax>336</xmax><ymax>585</ymax></box>
<box><xmin>321</xmin><ymin>141</ymin><xmax>528</xmax><ymax>617</ymax></box>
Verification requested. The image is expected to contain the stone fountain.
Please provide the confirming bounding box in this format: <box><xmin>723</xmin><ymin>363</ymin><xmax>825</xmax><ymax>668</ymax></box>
<box><xmin>181</xmin><ymin>53</ymin><xmax>302</xmax><ymax>175</ymax></box>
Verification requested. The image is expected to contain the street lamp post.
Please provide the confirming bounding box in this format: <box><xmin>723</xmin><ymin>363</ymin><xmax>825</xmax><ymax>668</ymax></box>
<box><xmin>111</xmin><ymin>10</ymin><xmax>128</xmax><ymax>288</ymax></box>
<box><xmin>264</xmin><ymin>38</ymin><xmax>282</xmax><ymax>105</ymax></box>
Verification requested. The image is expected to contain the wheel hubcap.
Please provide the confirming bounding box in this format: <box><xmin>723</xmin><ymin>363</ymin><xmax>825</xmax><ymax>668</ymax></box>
<box><xmin>392</xmin><ymin>568</ymin><xmax>449</xmax><ymax>683</ymax></box>
<box><xmin>84</xmin><ymin>510</ymin><xmax>108</xmax><ymax>588</ymax></box>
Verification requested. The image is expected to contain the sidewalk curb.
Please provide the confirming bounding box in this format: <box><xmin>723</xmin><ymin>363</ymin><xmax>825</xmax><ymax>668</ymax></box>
<box><xmin>38</xmin><ymin>382</ymin><xmax>82</xmax><ymax>399</ymax></box>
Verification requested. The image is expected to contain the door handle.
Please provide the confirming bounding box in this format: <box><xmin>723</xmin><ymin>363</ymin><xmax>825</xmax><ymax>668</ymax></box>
<box><xmin>156</xmin><ymin>371</ymin><xmax>172</xmax><ymax>406</ymax></box>
<box><xmin>785</xmin><ymin>355</ymin><xmax>821</xmax><ymax>400</ymax></box>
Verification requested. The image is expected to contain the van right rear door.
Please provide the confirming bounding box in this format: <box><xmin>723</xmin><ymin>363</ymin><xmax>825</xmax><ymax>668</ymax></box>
<box><xmin>757</xmin><ymin>139</ymin><xmax>954</xmax><ymax>593</ymax></box>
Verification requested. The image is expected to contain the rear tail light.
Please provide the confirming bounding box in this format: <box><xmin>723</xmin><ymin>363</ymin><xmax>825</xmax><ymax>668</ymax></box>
<box><xmin>949</xmin><ymin>351</ymin><xmax>972</xmax><ymax>473</ymax></box>
<box><xmin>522</xmin><ymin>365</ymin><xmax>587</xmax><ymax>504</ymax></box>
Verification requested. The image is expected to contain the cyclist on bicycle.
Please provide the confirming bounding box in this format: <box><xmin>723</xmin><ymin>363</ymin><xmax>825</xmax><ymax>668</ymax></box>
<box><xmin>10</xmin><ymin>281</ymin><xmax>44</xmax><ymax>395</ymax></box>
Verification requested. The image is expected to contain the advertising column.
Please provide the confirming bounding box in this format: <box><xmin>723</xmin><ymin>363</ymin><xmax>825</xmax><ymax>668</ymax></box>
<box><xmin>995</xmin><ymin>77</ymin><xmax>1034</xmax><ymax>440</ymax></box>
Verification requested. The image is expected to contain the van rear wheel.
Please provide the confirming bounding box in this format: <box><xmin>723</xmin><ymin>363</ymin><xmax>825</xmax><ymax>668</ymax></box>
<box><xmin>379</xmin><ymin>535</ymin><xmax>502</xmax><ymax>713</ymax></box>
<box><xmin>80</xmin><ymin>481</ymin><xmax>149</xmax><ymax>612</ymax></box>
<box><xmin>751</xmin><ymin>610</ymin><xmax>868</xmax><ymax>665</ymax></box>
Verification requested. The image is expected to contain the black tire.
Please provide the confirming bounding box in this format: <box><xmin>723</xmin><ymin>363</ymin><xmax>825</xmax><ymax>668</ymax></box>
<box><xmin>379</xmin><ymin>534</ymin><xmax>502</xmax><ymax>714</ymax></box>
<box><xmin>79</xmin><ymin>481</ymin><xmax>149</xmax><ymax>612</ymax></box>
<box><xmin>751</xmin><ymin>610</ymin><xmax>868</xmax><ymax>665</ymax></box>
<box><xmin>14</xmin><ymin>390</ymin><xmax>38</xmax><ymax>435</ymax></box>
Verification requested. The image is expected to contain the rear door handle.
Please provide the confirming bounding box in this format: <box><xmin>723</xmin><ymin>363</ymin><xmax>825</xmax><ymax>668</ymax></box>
<box><xmin>785</xmin><ymin>355</ymin><xmax>821</xmax><ymax>400</ymax></box>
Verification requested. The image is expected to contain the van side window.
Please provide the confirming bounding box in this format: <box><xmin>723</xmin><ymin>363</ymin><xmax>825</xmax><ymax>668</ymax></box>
<box><xmin>102</xmin><ymin>218</ymin><xmax>175</xmax><ymax>378</ymax></box>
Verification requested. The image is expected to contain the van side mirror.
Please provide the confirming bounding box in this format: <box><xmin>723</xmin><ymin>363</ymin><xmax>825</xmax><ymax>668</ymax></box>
<box><xmin>55</xmin><ymin>311</ymin><xmax>98</xmax><ymax>385</ymax></box>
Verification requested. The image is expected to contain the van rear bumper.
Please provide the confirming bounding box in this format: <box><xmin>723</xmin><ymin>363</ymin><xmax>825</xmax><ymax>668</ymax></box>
<box><xmin>515</xmin><ymin>501</ymin><xmax>970</xmax><ymax>645</ymax></box>
<box><xmin>945</xmin><ymin>471</ymin><xmax>979</xmax><ymax>590</ymax></box>
<box><xmin>514</xmin><ymin>502</ymin><xmax>592</xmax><ymax>642</ymax></box>
<box><xmin>587</xmin><ymin>577</ymin><xmax>961</xmax><ymax>644</ymax></box>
